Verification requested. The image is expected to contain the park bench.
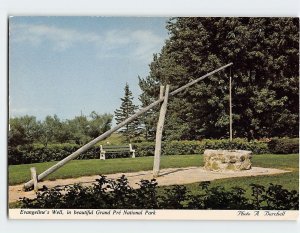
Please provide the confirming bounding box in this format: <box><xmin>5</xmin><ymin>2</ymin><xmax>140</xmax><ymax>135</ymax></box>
<box><xmin>100</xmin><ymin>144</ymin><xmax>135</xmax><ymax>160</ymax></box>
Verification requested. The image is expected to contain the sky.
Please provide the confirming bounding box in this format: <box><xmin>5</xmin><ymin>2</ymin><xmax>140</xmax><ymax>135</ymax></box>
<box><xmin>9</xmin><ymin>16</ymin><xmax>169</xmax><ymax>122</ymax></box>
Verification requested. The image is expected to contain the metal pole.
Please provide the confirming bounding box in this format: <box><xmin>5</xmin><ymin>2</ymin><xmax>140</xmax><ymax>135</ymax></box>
<box><xmin>23</xmin><ymin>63</ymin><xmax>233</xmax><ymax>189</ymax></box>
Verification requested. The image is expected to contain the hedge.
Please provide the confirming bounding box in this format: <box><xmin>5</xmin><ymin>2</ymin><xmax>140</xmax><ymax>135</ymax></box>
<box><xmin>8</xmin><ymin>138</ymin><xmax>298</xmax><ymax>165</ymax></box>
<box><xmin>8</xmin><ymin>143</ymin><xmax>134</xmax><ymax>165</ymax></box>
<box><xmin>8</xmin><ymin>143</ymin><xmax>99</xmax><ymax>165</ymax></box>
<box><xmin>268</xmin><ymin>138</ymin><xmax>299</xmax><ymax>154</ymax></box>
<box><xmin>133</xmin><ymin>138</ymin><xmax>269</xmax><ymax>157</ymax></box>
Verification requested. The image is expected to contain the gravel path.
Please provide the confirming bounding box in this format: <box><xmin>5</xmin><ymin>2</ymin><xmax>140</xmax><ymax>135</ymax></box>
<box><xmin>9</xmin><ymin>166</ymin><xmax>289</xmax><ymax>203</ymax></box>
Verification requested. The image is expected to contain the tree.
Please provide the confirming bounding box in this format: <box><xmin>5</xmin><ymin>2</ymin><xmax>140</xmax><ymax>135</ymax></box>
<box><xmin>139</xmin><ymin>17</ymin><xmax>299</xmax><ymax>140</ymax></box>
<box><xmin>67</xmin><ymin>112</ymin><xmax>113</xmax><ymax>145</ymax></box>
<box><xmin>138</xmin><ymin>74</ymin><xmax>159</xmax><ymax>141</ymax></box>
<box><xmin>8</xmin><ymin>115</ymin><xmax>40</xmax><ymax>146</ymax></box>
<box><xmin>87</xmin><ymin>111</ymin><xmax>112</xmax><ymax>139</ymax></box>
<box><xmin>39</xmin><ymin>115</ymin><xmax>63</xmax><ymax>146</ymax></box>
<box><xmin>114</xmin><ymin>83</ymin><xmax>140</xmax><ymax>142</ymax></box>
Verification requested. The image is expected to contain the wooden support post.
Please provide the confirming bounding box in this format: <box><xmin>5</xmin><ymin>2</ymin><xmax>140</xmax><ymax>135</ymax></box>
<box><xmin>159</xmin><ymin>85</ymin><xmax>164</xmax><ymax>99</ymax></box>
<box><xmin>153</xmin><ymin>85</ymin><xmax>170</xmax><ymax>178</ymax></box>
<box><xmin>23</xmin><ymin>63</ymin><xmax>233</xmax><ymax>190</ymax></box>
<box><xmin>152</xmin><ymin>85</ymin><xmax>165</xmax><ymax>177</ymax></box>
<box><xmin>30</xmin><ymin>167</ymin><xmax>38</xmax><ymax>192</ymax></box>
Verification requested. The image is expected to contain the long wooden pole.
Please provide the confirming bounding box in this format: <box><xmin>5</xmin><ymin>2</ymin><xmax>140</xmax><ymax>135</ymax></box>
<box><xmin>23</xmin><ymin>63</ymin><xmax>233</xmax><ymax>189</ymax></box>
<box><xmin>153</xmin><ymin>85</ymin><xmax>170</xmax><ymax>178</ymax></box>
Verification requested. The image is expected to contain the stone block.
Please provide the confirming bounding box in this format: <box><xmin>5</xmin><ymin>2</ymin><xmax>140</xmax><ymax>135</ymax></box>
<box><xmin>204</xmin><ymin>149</ymin><xmax>252</xmax><ymax>171</ymax></box>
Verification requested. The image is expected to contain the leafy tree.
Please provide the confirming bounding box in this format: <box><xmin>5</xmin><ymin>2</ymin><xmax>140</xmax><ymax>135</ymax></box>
<box><xmin>65</xmin><ymin>115</ymin><xmax>89</xmax><ymax>145</ymax></box>
<box><xmin>67</xmin><ymin>112</ymin><xmax>113</xmax><ymax>145</ymax></box>
<box><xmin>87</xmin><ymin>111</ymin><xmax>112</xmax><ymax>139</ymax></box>
<box><xmin>114</xmin><ymin>83</ymin><xmax>140</xmax><ymax>142</ymax></box>
<box><xmin>8</xmin><ymin>115</ymin><xmax>40</xmax><ymax>146</ymax></box>
<box><xmin>9</xmin><ymin>112</ymin><xmax>113</xmax><ymax>146</ymax></box>
<box><xmin>139</xmin><ymin>17</ymin><xmax>299</xmax><ymax>140</ymax></box>
<box><xmin>39</xmin><ymin>115</ymin><xmax>64</xmax><ymax>146</ymax></box>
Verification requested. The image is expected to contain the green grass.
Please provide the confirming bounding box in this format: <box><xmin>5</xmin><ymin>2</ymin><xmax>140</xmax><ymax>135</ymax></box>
<box><xmin>8</xmin><ymin>154</ymin><xmax>298</xmax><ymax>194</ymax></box>
<box><xmin>98</xmin><ymin>132</ymin><xmax>126</xmax><ymax>145</ymax></box>
<box><xmin>8</xmin><ymin>154</ymin><xmax>202</xmax><ymax>185</ymax></box>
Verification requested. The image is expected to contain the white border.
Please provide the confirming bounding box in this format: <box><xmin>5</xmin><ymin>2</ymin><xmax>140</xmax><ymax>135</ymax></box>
<box><xmin>9</xmin><ymin>209</ymin><xmax>299</xmax><ymax>220</ymax></box>
<box><xmin>1</xmin><ymin>0</ymin><xmax>300</xmax><ymax>233</ymax></box>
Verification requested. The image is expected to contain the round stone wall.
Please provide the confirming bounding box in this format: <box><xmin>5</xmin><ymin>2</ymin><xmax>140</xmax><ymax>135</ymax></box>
<box><xmin>203</xmin><ymin>149</ymin><xmax>252</xmax><ymax>171</ymax></box>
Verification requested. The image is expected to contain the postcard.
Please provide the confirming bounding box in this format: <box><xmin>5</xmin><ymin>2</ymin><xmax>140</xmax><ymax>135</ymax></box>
<box><xmin>8</xmin><ymin>16</ymin><xmax>299</xmax><ymax>220</ymax></box>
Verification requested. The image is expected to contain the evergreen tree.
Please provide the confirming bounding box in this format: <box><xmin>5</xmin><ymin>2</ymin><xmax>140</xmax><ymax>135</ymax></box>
<box><xmin>139</xmin><ymin>17</ymin><xmax>299</xmax><ymax>140</ymax></box>
<box><xmin>114</xmin><ymin>83</ymin><xmax>140</xmax><ymax>142</ymax></box>
<box><xmin>138</xmin><ymin>73</ymin><xmax>160</xmax><ymax>141</ymax></box>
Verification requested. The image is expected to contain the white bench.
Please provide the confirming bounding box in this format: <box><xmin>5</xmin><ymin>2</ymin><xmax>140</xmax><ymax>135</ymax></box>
<box><xmin>100</xmin><ymin>144</ymin><xmax>135</xmax><ymax>160</ymax></box>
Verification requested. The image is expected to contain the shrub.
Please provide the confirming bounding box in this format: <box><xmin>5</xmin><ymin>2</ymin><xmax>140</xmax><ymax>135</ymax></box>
<box><xmin>8</xmin><ymin>143</ymin><xmax>136</xmax><ymax>165</ymax></box>
<box><xmin>133</xmin><ymin>138</ymin><xmax>269</xmax><ymax>157</ymax></box>
<box><xmin>163</xmin><ymin>140</ymin><xmax>203</xmax><ymax>155</ymax></box>
<box><xmin>19</xmin><ymin>175</ymin><xmax>299</xmax><ymax>210</ymax></box>
<box><xmin>201</xmin><ymin>138</ymin><xmax>269</xmax><ymax>154</ymax></box>
<box><xmin>12</xmin><ymin>138</ymin><xmax>298</xmax><ymax>165</ymax></box>
<box><xmin>268</xmin><ymin>138</ymin><xmax>299</xmax><ymax>154</ymax></box>
<box><xmin>133</xmin><ymin>142</ymin><xmax>155</xmax><ymax>157</ymax></box>
<box><xmin>8</xmin><ymin>146</ymin><xmax>29</xmax><ymax>165</ymax></box>
<box><xmin>8</xmin><ymin>143</ymin><xmax>100</xmax><ymax>165</ymax></box>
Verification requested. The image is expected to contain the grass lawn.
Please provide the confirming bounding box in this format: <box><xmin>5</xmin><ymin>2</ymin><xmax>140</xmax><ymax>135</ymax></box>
<box><xmin>9</xmin><ymin>154</ymin><xmax>202</xmax><ymax>185</ymax></box>
<box><xmin>9</xmin><ymin>154</ymin><xmax>298</xmax><ymax>193</ymax></box>
<box><xmin>98</xmin><ymin>132</ymin><xmax>126</xmax><ymax>145</ymax></box>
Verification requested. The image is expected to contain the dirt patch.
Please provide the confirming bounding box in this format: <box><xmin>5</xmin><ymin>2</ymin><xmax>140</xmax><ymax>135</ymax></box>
<box><xmin>9</xmin><ymin>166</ymin><xmax>289</xmax><ymax>203</ymax></box>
